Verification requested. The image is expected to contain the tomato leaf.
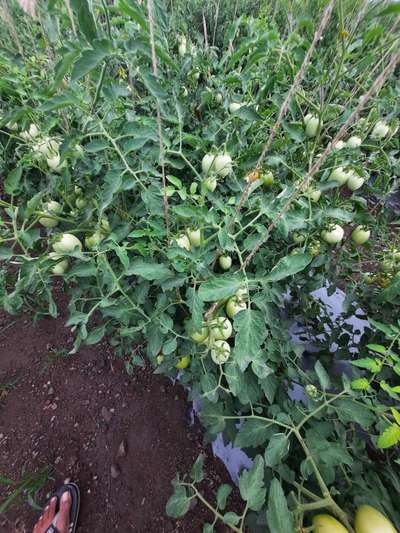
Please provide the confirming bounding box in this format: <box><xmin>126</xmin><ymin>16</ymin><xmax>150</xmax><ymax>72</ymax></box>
<box><xmin>377</xmin><ymin>424</ymin><xmax>400</xmax><ymax>449</ymax></box>
<box><xmin>5</xmin><ymin>167</ymin><xmax>22</xmax><ymax>194</ymax></box>
<box><xmin>265</xmin><ymin>253</ymin><xmax>312</xmax><ymax>282</ymax></box>
<box><xmin>165</xmin><ymin>483</ymin><xmax>191</xmax><ymax>518</ymax></box>
<box><xmin>266</xmin><ymin>478</ymin><xmax>294</xmax><ymax>533</ymax></box>
<box><xmin>233</xmin><ymin>309</ymin><xmax>267</xmax><ymax>370</ymax></box>
<box><xmin>234</xmin><ymin>419</ymin><xmax>272</xmax><ymax>448</ymax></box>
<box><xmin>265</xmin><ymin>433</ymin><xmax>290</xmax><ymax>467</ymax></box>
<box><xmin>126</xmin><ymin>259</ymin><xmax>172</xmax><ymax>280</ymax></box>
<box><xmin>239</xmin><ymin>456</ymin><xmax>266</xmax><ymax>511</ymax></box>
<box><xmin>314</xmin><ymin>360</ymin><xmax>331</xmax><ymax>390</ymax></box>
<box><xmin>216</xmin><ymin>484</ymin><xmax>232</xmax><ymax>510</ymax></box>
<box><xmin>351</xmin><ymin>358</ymin><xmax>382</xmax><ymax>373</ymax></box>
<box><xmin>190</xmin><ymin>454</ymin><xmax>205</xmax><ymax>483</ymax></box>
<box><xmin>198</xmin><ymin>275</ymin><xmax>243</xmax><ymax>301</ymax></box>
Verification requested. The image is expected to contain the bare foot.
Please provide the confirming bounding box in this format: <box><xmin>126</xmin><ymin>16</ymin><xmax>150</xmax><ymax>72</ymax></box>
<box><xmin>33</xmin><ymin>491</ymin><xmax>71</xmax><ymax>533</ymax></box>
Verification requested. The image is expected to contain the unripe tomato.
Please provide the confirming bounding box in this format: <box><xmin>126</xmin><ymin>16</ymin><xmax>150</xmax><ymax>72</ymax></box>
<box><xmin>156</xmin><ymin>354</ymin><xmax>164</xmax><ymax>365</ymax></box>
<box><xmin>371</xmin><ymin>121</ymin><xmax>389</xmax><ymax>139</ymax></box>
<box><xmin>175</xmin><ymin>355</ymin><xmax>191</xmax><ymax>369</ymax></box>
<box><xmin>214</xmin><ymin>154</ymin><xmax>232</xmax><ymax>177</ymax></box>
<box><xmin>335</xmin><ymin>140</ymin><xmax>346</xmax><ymax>150</ymax></box>
<box><xmin>52</xmin><ymin>233</ymin><xmax>82</xmax><ymax>254</ymax></box>
<box><xmin>313</xmin><ymin>514</ymin><xmax>349</xmax><ymax>533</ymax></box>
<box><xmin>351</xmin><ymin>226</ymin><xmax>370</xmax><ymax>245</ymax></box>
<box><xmin>85</xmin><ymin>231</ymin><xmax>104</xmax><ymax>249</ymax></box>
<box><xmin>226</xmin><ymin>297</ymin><xmax>246</xmax><ymax>318</ymax></box>
<box><xmin>210</xmin><ymin>340</ymin><xmax>231</xmax><ymax>364</ymax></box>
<box><xmin>306</xmin><ymin>188</ymin><xmax>322</xmax><ymax>202</ymax></box>
<box><xmin>47</xmin><ymin>153</ymin><xmax>61</xmax><ymax>171</ymax></box>
<box><xmin>235</xmin><ymin>288</ymin><xmax>248</xmax><ymax>301</ymax></box>
<box><xmin>39</xmin><ymin>200</ymin><xmax>62</xmax><ymax>228</ymax></box>
<box><xmin>355</xmin><ymin>505</ymin><xmax>397</xmax><ymax>533</ymax></box>
<box><xmin>76</xmin><ymin>197</ymin><xmax>87</xmax><ymax>209</ymax></box>
<box><xmin>229</xmin><ymin>102</ymin><xmax>244</xmax><ymax>113</ymax></box>
<box><xmin>187</xmin><ymin>228</ymin><xmax>202</xmax><ymax>247</ymax></box>
<box><xmin>305</xmin><ymin>384</ymin><xmax>319</xmax><ymax>399</ymax></box>
<box><xmin>202</xmin><ymin>153</ymin><xmax>216</xmax><ymax>175</ymax></box>
<box><xmin>28</xmin><ymin>123</ymin><xmax>39</xmax><ymax>139</ymax></box>
<box><xmin>346</xmin><ymin>135</ymin><xmax>362</xmax><ymax>148</ymax></box>
<box><xmin>209</xmin><ymin>317</ymin><xmax>232</xmax><ymax>340</ymax></box>
<box><xmin>191</xmin><ymin>327</ymin><xmax>209</xmax><ymax>344</ymax></box>
<box><xmin>308</xmin><ymin>240</ymin><xmax>321</xmax><ymax>256</ymax></box>
<box><xmin>322</xmin><ymin>225</ymin><xmax>344</xmax><ymax>244</ymax></box>
<box><xmin>292</xmin><ymin>233</ymin><xmax>305</xmax><ymax>244</ymax></box>
<box><xmin>219</xmin><ymin>255</ymin><xmax>232</xmax><ymax>270</ymax></box>
<box><xmin>346</xmin><ymin>172</ymin><xmax>365</xmax><ymax>191</ymax></box>
<box><xmin>261</xmin><ymin>171</ymin><xmax>274</xmax><ymax>187</ymax></box>
<box><xmin>329</xmin><ymin>167</ymin><xmax>349</xmax><ymax>186</ymax></box>
<box><xmin>51</xmin><ymin>259</ymin><xmax>69</xmax><ymax>276</ymax></box>
<box><xmin>203</xmin><ymin>176</ymin><xmax>217</xmax><ymax>192</ymax></box>
<box><xmin>215</xmin><ymin>93</ymin><xmax>223</xmax><ymax>103</ymax></box>
<box><xmin>304</xmin><ymin>113</ymin><xmax>321</xmax><ymax>137</ymax></box>
<box><xmin>175</xmin><ymin>234</ymin><xmax>191</xmax><ymax>251</ymax></box>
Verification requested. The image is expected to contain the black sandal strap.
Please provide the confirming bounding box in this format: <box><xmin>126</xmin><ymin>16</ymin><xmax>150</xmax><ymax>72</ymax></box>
<box><xmin>45</xmin><ymin>526</ymin><xmax>60</xmax><ymax>533</ymax></box>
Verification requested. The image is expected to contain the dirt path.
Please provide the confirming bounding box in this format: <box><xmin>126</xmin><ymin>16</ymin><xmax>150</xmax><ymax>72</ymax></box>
<box><xmin>0</xmin><ymin>297</ymin><xmax>239</xmax><ymax>532</ymax></box>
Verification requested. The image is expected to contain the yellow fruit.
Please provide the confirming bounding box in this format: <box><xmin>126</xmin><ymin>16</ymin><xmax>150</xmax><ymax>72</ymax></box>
<box><xmin>355</xmin><ymin>505</ymin><xmax>397</xmax><ymax>533</ymax></box>
<box><xmin>313</xmin><ymin>514</ymin><xmax>349</xmax><ymax>533</ymax></box>
<box><xmin>175</xmin><ymin>355</ymin><xmax>191</xmax><ymax>369</ymax></box>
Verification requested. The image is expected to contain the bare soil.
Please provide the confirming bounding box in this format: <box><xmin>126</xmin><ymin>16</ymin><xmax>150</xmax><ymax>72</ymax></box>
<box><xmin>0</xmin><ymin>295</ymin><xmax>240</xmax><ymax>533</ymax></box>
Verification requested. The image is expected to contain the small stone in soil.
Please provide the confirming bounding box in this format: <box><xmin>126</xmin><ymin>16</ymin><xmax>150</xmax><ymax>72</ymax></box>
<box><xmin>111</xmin><ymin>463</ymin><xmax>121</xmax><ymax>479</ymax></box>
<box><xmin>117</xmin><ymin>440</ymin><xmax>127</xmax><ymax>458</ymax></box>
<box><xmin>101</xmin><ymin>406</ymin><xmax>112</xmax><ymax>423</ymax></box>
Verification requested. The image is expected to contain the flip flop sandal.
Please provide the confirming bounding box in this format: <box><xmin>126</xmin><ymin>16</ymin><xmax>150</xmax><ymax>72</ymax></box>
<box><xmin>45</xmin><ymin>483</ymin><xmax>80</xmax><ymax>533</ymax></box>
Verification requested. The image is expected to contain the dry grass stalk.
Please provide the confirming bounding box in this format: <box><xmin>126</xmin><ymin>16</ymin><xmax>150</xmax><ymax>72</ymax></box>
<box><xmin>147</xmin><ymin>0</ymin><xmax>170</xmax><ymax>237</ymax></box>
<box><xmin>242</xmin><ymin>50</ymin><xmax>400</xmax><ymax>271</ymax></box>
<box><xmin>202</xmin><ymin>12</ymin><xmax>209</xmax><ymax>49</ymax></box>
<box><xmin>17</xmin><ymin>0</ymin><xmax>36</xmax><ymax>17</ymax></box>
<box><xmin>0</xmin><ymin>0</ymin><xmax>23</xmax><ymax>54</ymax></box>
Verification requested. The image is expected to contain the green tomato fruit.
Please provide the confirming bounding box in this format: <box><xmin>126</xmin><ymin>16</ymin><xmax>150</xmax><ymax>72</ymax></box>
<box><xmin>371</xmin><ymin>121</ymin><xmax>389</xmax><ymax>140</ymax></box>
<box><xmin>50</xmin><ymin>257</ymin><xmax>69</xmax><ymax>276</ymax></box>
<box><xmin>39</xmin><ymin>200</ymin><xmax>62</xmax><ymax>228</ymax></box>
<box><xmin>175</xmin><ymin>234</ymin><xmax>191</xmax><ymax>251</ymax></box>
<box><xmin>308</xmin><ymin>240</ymin><xmax>321</xmax><ymax>257</ymax></box>
<box><xmin>187</xmin><ymin>228</ymin><xmax>202</xmax><ymax>247</ymax></box>
<box><xmin>304</xmin><ymin>113</ymin><xmax>321</xmax><ymax>137</ymax></box>
<box><xmin>210</xmin><ymin>340</ymin><xmax>231</xmax><ymax>364</ymax></box>
<box><xmin>329</xmin><ymin>167</ymin><xmax>349</xmax><ymax>186</ymax></box>
<box><xmin>292</xmin><ymin>233</ymin><xmax>306</xmax><ymax>244</ymax></box>
<box><xmin>306</xmin><ymin>188</ymin><xmax>322</xmax><ymax>202</ymax></box>
<box><xmin>351</xmin><ymin>226</ymin><xmax>370</xmax><ymax>245</ymax></box>
<box><xmin>235</xmin><ymin>287</ymin><xmax>248</xmax><ymax>301</ymax></box>
<box><xmin>346</xmin><ymin>172</ymin><xmax>365</xmax><ymax>191</ymax></box>
<box><xmin>346</xmin><ymin>135</ymin><xmax>362</xmax><ymax>148</ymax></box>
<box><xmin>261</xmin><ymin>170</ymin><xmax>274</xmax><ymax>187</ymax></box>
<box><xmin>75</xmin><ymin>197</ymin><xmax>87</xmax><ymax>209</ymax></box>
<box><xmin>175</xmin><ymin>355</ymin><xmax>191</xmax><ymax>369</ymax></box>
<box><xmin>313</xmin><ymin>514</ymin><xmax>349</xmax><ymax>533</ymax></box>
<box><xmin>214</xmin><ymin>154</ymin><xmax>232</xmax><ymax>177</ymax></box>
<box><xmin>201</xmin><ymin>153</ymin><xmax>217</xmax><ymax>175</ymax></box>
<box><xmin>52</xmin><ymin>233</ymin><xmax>82</xmax><ymax>254</ymax></box>
<box><xmin>322</xmin><ymin>225</ymin><xmax>344</xmax><ymax>244</ymax></box>
<box><xmin>191</xmin><ymin>327</ymin><xmax>209</xmax><ymax>344</ymax></box>
<box><xmin>203</xmin><ymin>176</ymin><xmax>217</xmax><ymax>192</ymax></box>
<box><xmin>219</xmin><ymin>255</ymin><xmax>232</xmax><ymax>270</ymax></box>
<box><xmin>85</xmin><ymin>231</ymin><xmax>104</xmax><ymax>250</ymax></box>
<box><xmin>156</xmin><ymin>354</ymin><xmax>164</xmax><ymax>365</ymax></box>
<box><xmin>226</xmin><ymin>297</ymin><xmax>246</xmax><ymax>318</ymax></box>
<box><xmin>355</xmin><ymin>505</ymin><xmax>397</xmax><ymax>533</ymax></box>
<box><xmin>215</xmin><ymin>93</ymin><xmax>223</xmax><ymax>103</ymax></box>
<box><xmin>229</xmin><ymin>102</ymin><xmax>244</xmax><ymax>113</ymax></box>
<box><xmin>209</xmin><ymin>317</ymin><xmax>232</xmax><ymax>341</ymax></box>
